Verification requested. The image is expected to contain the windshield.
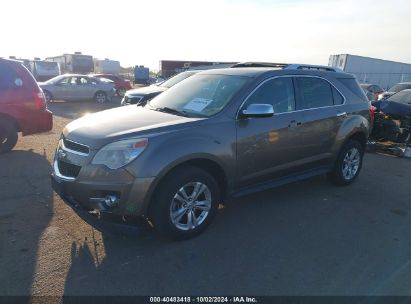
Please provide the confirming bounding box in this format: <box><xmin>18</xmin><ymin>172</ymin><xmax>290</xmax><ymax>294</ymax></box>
<box><xmin>388</xmin><ymin>90</ymin><xmax>411</xmax><ymax>104</ymax></box>
<box><xmin>159</xmin><ymin>71</ymin><xmax>198</xmax><ymax>88</ymax></box>
<box><xmin>149</xmin><ymin>74</ymin><xmax>249</xmax><ymax>118</ymax></box>
<box><xmin>388</xmin><ymin>83</ymin><xmax>411</xmax><ymax>93</ymax></box>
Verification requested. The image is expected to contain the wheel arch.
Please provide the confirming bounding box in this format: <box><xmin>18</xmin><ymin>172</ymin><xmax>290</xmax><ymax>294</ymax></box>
<box><xmin>0</xmin><ymin>113</ymin><xmax>20</xmax><ymax>131</ymax></box>
<box><xmin>144</xmin><ymin>157</ymin><xmax>229</xmax><ymax>217</ymax></box>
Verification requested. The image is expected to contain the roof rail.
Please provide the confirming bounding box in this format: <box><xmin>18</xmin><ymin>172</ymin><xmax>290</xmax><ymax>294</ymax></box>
<box><xmin>284</xmin><ymin>64</ymin><xmax>343</xmax><ymax>72</ymax></box>
<box><xmin>231</xmin><ymin>62</ymin><xmax>343</xmax><ymax>72</ymax></box>
<box><xmin>231</xmin><ymin>62</ymin><xmax>288</xmax><ymax>68</ymax></box>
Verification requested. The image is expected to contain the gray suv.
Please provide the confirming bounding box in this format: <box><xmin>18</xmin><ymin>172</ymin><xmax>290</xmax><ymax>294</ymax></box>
<box><xmin>51</xmin><ymin>63</ymin><xmax>372</xmax><ymax>239</ymax></box>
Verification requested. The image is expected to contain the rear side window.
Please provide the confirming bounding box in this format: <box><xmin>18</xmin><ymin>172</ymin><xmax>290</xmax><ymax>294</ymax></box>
<box><xmin>338</xmin><ymin>78</ymin><xmax>367</xmax><ymax>101</ymax></box>
<box><xmin>246</xmin><ymin>77</ymin><xmax>296</xmax><ymax>113</ymax></box>
<box><xmin>295</xmin><ymin>77</ymin><xmax>334</xmax><ymax>109</ymax></box>
<box><xmin>0</xmin><ymin>62</ymin><xmax>19</xmax><ymax>90</ymax></box>
<box><xmin>332</xmin><ymin>87</ymin><xmax>344</xmax><ymax>105</ymax></box>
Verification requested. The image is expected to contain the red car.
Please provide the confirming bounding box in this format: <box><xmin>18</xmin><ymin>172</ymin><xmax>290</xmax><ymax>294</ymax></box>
<box><xmin>0</xmin><ymin>58</ymin><xmax>53</xmax><ymax>153</ymax></box>
<box><xmin>90</xmin><ymin>74</ymin><xmax>132</xmax><ymax>97</ymax></box>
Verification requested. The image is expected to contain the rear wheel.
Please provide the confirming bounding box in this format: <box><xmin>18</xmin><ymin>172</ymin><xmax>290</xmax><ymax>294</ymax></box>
<box><xmin>0</xmin><ymin>120</ymin><xmax>18</xmax><ymax>153</ymax></box>
<box><xmin>327</xmin><ymin>140</ymin><xmax>364</xmax><ymax>185</ymax></box>
<box><xmin>150</xmin><ymin>166</ymin><xmax>220</xmax><ymax>240</ymax></box>
<box><xmin>117</xmin><ymin>87</ymin><xmax>126</xmax><ymax>97</ymax></box>
<box><xmin>94</xmin><ymin>91</ymin><xmax>107</xmax><ymax>103</ymax></box>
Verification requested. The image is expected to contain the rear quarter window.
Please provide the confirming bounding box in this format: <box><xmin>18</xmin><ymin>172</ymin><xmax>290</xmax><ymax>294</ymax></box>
<box><xmin>0</xmin><ymin>62</ymin><xmax>19</xmax><ymax>90</ymax></box>
<box><xmin>338</xmin><ymin>78</ymin><xmax>367</xmax><ymax>101</ymax></box>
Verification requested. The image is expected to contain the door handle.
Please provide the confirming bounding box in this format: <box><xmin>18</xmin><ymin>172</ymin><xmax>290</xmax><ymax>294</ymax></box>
<box><xmin>288</xmin><ymin>120</ymin><xmax>302</xmax><ymax>128</ymax></box>
<box><xmin>337</xmin><ymin>112</ymin><xmax>347</xmax><ymax>117</ymax></box>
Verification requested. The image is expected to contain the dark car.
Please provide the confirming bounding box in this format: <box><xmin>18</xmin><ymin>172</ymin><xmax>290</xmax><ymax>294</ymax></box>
<box><xmin>121</xmin><ymin>70</ymin><xmax>200</xmax><ymax>106</ymax></box>
<box><xmin>52</xmin><ymin>63</ymin><xmax>372</xmax><ymax>239</ymax></box>
<box><xmin>360</xmin><ymin>83</ymin><xmax>384</xmax><ymax>101</ymax></box>
<box><xmin>0</xmin><ymin>58</ymin><xmax>53</xmax><ymax>153</ymax></box>
<box><xmin>90</xmin><ymin>74</ymin><xmax>133</xmax><ymax>97</ymax></box>
<box><xmin>378</xmin><ymin>82</ymin><xmax>411</xmax><ymax>100</ymax></box>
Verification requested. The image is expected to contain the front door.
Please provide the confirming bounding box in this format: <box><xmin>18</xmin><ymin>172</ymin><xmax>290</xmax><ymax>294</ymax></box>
<box><xmin>236</xmin><ymin>76</ymin><xmax>306</xmax><ymax>188</ymax></box>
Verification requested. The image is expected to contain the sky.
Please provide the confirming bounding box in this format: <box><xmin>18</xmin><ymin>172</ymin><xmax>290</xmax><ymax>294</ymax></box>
<box><xmin>1</xmin><ymin>0</ymin><xmax>411</xmax><ymax>71</ymax></box>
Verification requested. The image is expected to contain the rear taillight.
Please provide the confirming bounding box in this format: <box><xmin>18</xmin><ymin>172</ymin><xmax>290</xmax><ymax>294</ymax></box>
<box><xmin>369</xmin><ymin>105</ymin><xmax>376</xmax><ymax>122</ymax></box>
<box><xmin>34</xmin><ymin>91</ymin><xmax>46</xmax><ymax>110</ymax></box>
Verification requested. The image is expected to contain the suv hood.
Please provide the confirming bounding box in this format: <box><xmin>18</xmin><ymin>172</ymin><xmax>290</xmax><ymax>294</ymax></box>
<box><xmin>126</xmin><ymin>85</ymin><xmax>167</xmax><ymax>96</ymax></box>
<box><xmin>63</xmin><ymin>106</ymin><xmax>203</xmax><ymax>149</ymax></box>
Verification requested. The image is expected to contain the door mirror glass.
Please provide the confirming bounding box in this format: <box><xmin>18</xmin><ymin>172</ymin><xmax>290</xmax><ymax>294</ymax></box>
<box><xmin>241</xmin><ymin>103</ymin><xmax>274</xmax><ymax>118</ymax></box>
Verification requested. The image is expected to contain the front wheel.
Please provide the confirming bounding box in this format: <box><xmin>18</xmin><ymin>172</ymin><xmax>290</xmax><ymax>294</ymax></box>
<box><xmin>327</xmin><ymin>140</ymin><xmax>364</xmax><ymax>185</ymax></box>
<box><xmin>43</xmin><ymin>90</ymin><xmax>53</xmax><ymax>103</ymax></box>
<box><xmin>150</xmin><ymin>166</ymin><xmax>220</xmax><ymax>240</ymax></box>
<box><xmin>94</xmin><ymin>91</ymin><xmax>107</xmax><ymax>103</ymax></box>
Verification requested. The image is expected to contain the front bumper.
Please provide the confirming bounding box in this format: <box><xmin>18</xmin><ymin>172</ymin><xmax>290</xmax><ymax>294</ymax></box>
<box><xmin>51</xmin><ymin>164</ymin><xmax>155</xmax><ymax>217</ymax></box>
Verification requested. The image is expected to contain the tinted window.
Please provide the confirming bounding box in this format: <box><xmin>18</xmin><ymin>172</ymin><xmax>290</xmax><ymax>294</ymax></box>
<box><xmin>332</xmin><ymin>87</ymin><xmax>344</xmax><ymax>105</ymax></box>
<box><xmin>246</xmin><ymin>77</ymin><xmax>295</xmax><ymax>113</ymax></box>
<box><xmin>338</xmin><ymin>78</ymin><xmax>367</xmax><ymax>100</ymax></box>
<box><xmin>388</xmin><ymin>90</ymin><xmax>411</xmax><ymax>104</ymax></box>
<box><xmin>296</xmin><ymin>77</ymin><xmax>333</xmax><ymax>109</ymax></box>
<box><xmin>388</xmin><ymin>83</ymin><xmax>411</xmax><ymax>93</ymax></box>
<box><xmin>0</xmin><ymin>62</ymin><xmax>18</xmax><ymax>90</ymax></box>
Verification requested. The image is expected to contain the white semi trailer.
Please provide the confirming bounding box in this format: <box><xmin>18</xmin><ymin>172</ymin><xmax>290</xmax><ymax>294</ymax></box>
<box><xmin>328</xmin><ymin>54</ymin><xmax>411</xmax><ymax>89</ymax></box>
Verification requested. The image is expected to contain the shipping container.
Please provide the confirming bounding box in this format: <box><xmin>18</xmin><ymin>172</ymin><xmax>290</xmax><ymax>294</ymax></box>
<box><xmin>94</xmin><ymin>58</ymin><xmax>121</xmax><ymax>74</ymax></box>
<box><xmin>329</xmin><ymin>54</ymin><xmax>411</xmax><ymax>90</ymax></box>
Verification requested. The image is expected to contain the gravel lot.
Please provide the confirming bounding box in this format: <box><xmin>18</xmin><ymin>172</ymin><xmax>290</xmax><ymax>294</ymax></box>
<box><xmin>1</xmin><ymin>99</ymin><xmax>410</xmax><ymax>296</ymax></box>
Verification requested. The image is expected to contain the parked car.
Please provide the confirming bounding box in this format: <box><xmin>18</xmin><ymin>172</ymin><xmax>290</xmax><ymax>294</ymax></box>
<box><xmin>121</xmin><ymin>70</ymin><xmax>200</xmax><ymax>106</ymax></box>
<box><xmin>39</xmin><ymin>74</ymin><xmax>116</xmax><ymax>103</ymax></box>
<box><xmin>0</xmin><ymin>58</ymin><xmax>53</xmax><ymax>153</ymax></box>
<box><xmin>378</xmin><ymin>82</ymin><xmax>411</xmax><ymax>100</ymax></box>
<box><xmin>52</xmin><ymin>63</ymin><xmax>372</xmax><ymax>239</ymax></box>
<box><xmin>90</xmin><ymin>74</ymin><xmax>132</xmax><ymax>97</ymax></box>
<box><xmin>360</xmin><ymin>83</ymin><xmax>384</xmax><ymax>101</ymax></box>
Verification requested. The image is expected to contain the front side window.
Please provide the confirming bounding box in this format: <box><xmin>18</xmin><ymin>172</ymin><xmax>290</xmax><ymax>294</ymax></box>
<box><xmin>296</xmin><ymin>77</ymin><xmax>334</xmax><ymax>109</ymax></box>
<box><xmin>245</xmin><ymin>77</ymin><xmax>296</xmax><ymax>113</ymax></box>
<box><xmin>149</xmin><ymin>74</ymin><xmax>249</xmax><ymax>117</ymax></box>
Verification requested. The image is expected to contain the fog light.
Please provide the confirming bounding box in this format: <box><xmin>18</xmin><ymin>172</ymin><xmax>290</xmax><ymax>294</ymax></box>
<box><xmin>103</xmin><ymin>195</ymin><xmax>119</xmax><ymax>208</ymax></box>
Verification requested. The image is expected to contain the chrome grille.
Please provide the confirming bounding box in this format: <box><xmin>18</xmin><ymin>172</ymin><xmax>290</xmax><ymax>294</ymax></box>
<box><xmin>63</xmin><ymin>137</ymin><xmax>89</xmax><ymax>155</ymax></box>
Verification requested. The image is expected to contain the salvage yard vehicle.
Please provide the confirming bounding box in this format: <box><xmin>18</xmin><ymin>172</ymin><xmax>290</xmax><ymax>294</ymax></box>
<box><xmin>371</xmin><ymin>91</ymin><xmax>411</xmax><ymax>145</ymax></box>
<box><xmin>51</xmin><ymin>63</ymin><xmax>372</xmax><ymax>239</ymax></box>
<box><xmin>0</xmin><ymin>58</ymin><xmax>53</xmax><ymax>153</ymax></box>
<box><xmin>90</xmin><ymin>73</ymin><xmax>132</xmax><ymax>97</ymax></box>
<box><xmin>378</xmin><ymin>82</ymin><xmax>411</xmax><ymax>100</ymax></box>
<box><xmin>39</xmin><ymin>74</ymin><xmax>116</xmax><ymax>103</ymax></box>
<box><xmin>121</xmin><ymin>70</ymin><xmax>200</xmax><ymax>106</ymax></box>
<box><xmin>360</xmin><ymin>83</ymin><xmax>384</xmax><ymax>101</ymax></box>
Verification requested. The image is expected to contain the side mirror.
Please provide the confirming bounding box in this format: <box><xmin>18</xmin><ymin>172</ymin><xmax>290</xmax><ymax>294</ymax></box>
<box><xmin>240</xmin><ymin>103</ymin><xmax>274</xmax><ymax>118</ymax></box>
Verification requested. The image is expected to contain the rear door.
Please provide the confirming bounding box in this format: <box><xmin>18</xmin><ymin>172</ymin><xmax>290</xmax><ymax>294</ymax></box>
<box><xmin>294</xmin><ymin>76</ymin><xmax>345</xmax><ymax>168</ymax></box>
<box><xmin>78</xmin><ymin>76</ymin><xmax>96</xmax><ymax>99</ymax></box>
<box><xmin>236</xmin><ymin>76</ymin><xmax>306</xmax><ymax>188</ymax></box>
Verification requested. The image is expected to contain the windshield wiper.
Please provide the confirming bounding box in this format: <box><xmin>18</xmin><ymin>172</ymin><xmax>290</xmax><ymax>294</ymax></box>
<box><xmin>154</xmin><ymin>107</ymin><xmax>188</xmax><ymax>117</ymax></box>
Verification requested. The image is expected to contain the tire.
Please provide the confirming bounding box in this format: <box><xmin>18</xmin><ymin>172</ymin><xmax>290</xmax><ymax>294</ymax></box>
<box><xmin>327</xmin><ymin>140</ymin><xmax>364</xmax><ymax>186</ymax></box>
<box><xmin>150</xmin><ymin>166</ymin><xmax>220</xmax><ymax>240</ymax></box>
<box><xmin>43</xmin><ymin>90</ymin><xmax>53</xmax><ymax>103</ymax></box>
<box><xmin>94</xmin><ymin>91</ymin><xmax>107</xmax><ymax>103</ymax></box>
<box><xmin>117</xmin><ymin>87</ymin><xmax>126</xmax><ymax>97</ymax></box>
<box><xmin>0</xmin><ymin>120</ymin><xmax>18</xmax><ymax>153</ymax></box>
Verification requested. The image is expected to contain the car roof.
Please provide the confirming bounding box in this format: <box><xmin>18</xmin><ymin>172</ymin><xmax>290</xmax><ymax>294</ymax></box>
<box><xmin>197</xmin><ymin>66</ymin><xmax>352</xmax><ymax>78</ymax></box>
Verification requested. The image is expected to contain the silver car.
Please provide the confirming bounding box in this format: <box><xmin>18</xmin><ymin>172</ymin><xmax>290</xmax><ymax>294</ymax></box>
<box><xmin>39</xmin><ymin>74</ymin><xmax>115</xmax><ymax>103</ymax></box>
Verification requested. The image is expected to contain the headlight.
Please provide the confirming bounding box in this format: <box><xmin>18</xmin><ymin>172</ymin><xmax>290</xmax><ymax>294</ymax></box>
<box><xmin>92</xmin><ymin>138</ymin><xmax>148</xmax><ymax>169</ymax></box>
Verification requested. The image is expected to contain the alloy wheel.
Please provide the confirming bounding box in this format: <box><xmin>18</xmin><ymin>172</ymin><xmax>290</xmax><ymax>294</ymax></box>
<box><xmin>169</xmin><ymin>182</ymin><xmax>212</xmax><ymax>231</ymax></box>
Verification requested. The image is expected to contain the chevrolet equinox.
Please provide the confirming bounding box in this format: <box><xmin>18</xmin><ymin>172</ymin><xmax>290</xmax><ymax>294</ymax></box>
<box><xmin>52</xmin><ymin>63</ymin><xmax>372</xmax><ymax>239</ymax></box>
